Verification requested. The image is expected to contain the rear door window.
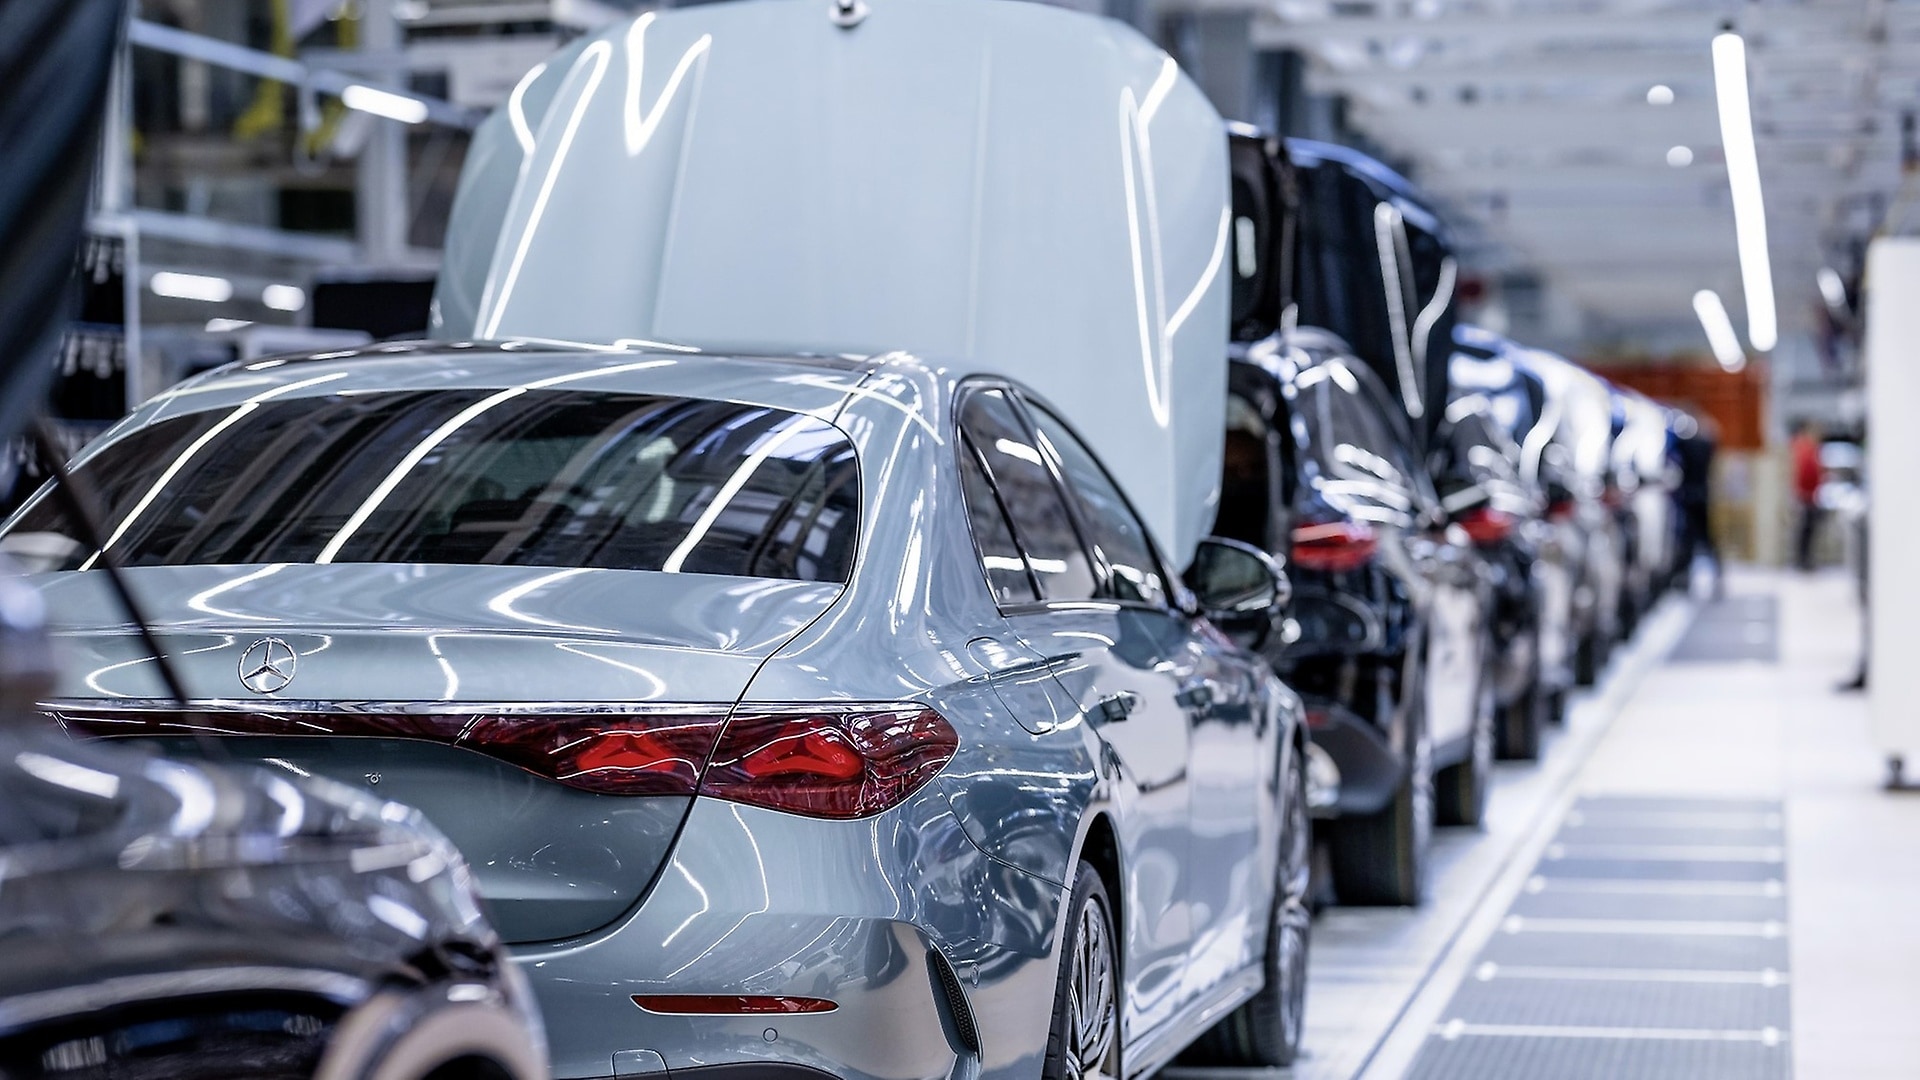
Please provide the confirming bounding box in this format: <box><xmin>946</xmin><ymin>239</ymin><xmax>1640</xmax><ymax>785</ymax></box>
<box><xmin>1</xmin><ymin>389</ymin><xmax>860</xmax><ymax>582</ymax></box>
<box><xmin>1293</xmin><ymin>362</ymin><xmax>1421</xmax><ymax>527</ymax></box>
<box><xmin>1025</xmin><ymin>403</ymin><xmax>1168</xmax><ymax>608</ymax></box>
<box><xmin>956</xmin><ymin>389</ymin><xmax>1098</xmax><ymax>603</ymax></box>
<box><xmin>956</xmin><ymin>435</ymin><xmax>1040</xmax><ymax>606</ymax></box>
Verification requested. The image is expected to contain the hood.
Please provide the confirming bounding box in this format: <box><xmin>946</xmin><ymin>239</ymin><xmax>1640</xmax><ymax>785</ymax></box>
<box><xmin>431</xmin><ymin>0</ymin><xmax>1230</xmax><ymax>567</ymax></box>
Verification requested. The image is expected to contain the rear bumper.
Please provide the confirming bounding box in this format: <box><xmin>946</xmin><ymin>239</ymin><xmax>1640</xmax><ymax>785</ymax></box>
<box><xmin>511</xmin><ymin>790</ymin><xmax>1062</xmax><ymax>1080</ymax></box>
<box><xmin>1306</xmin><ymin>700</ymin><xmax>1403</xmax><ymax>817</ymax></box>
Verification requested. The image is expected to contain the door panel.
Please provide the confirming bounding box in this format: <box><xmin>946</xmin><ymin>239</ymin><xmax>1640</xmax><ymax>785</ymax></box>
<box><xmin>1178</xmin><ymin>637</ymin><xmax>1271</xmax><ymax>992</ymax></box>
<box><xmin>1026</xmin><ymin>402</ymin><xmax>1269</xmax><ymax>996</ymax></box>
<box><xmin>1008</xmin><ymin>603</ymin><xmax>1194</xmax><ymax>1040</ymax></box>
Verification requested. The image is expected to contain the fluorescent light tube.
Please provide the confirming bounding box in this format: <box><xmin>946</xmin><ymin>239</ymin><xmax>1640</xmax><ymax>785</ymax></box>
<box><xmin>262</xmin><ymin>284</ymin><xmax>308</xmax><ymax>312</ymax></box>
<box><xmin>1713</xmin><ymin>30</ymin><xmax>1777</xmax><ymax>352</ymax></box>
<box><xmin>1816</xmin><ymin>267</ymin><xmax>1847</xmax><ymax>314</ymax></box>
<box><xmin>150</xmin><ymin>271</ymin><xmax>234</xmax><ymax>303</ymax></box>
<box><xmin>1693</xmin><ymin>288</ymin><xmax>1747</xmax><ymax>371</ymax></box>
<box><xmin>342</xmin><ymin>83</ymin><xmax>429</xmax><ymax>125</ymax></box>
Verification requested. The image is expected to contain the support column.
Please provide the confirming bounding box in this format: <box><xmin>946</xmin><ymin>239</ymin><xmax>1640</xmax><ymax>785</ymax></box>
<box><xmin>357</xmin><ymin>0</ymin><xmax>409</xmax><ymax>267</ymax></box>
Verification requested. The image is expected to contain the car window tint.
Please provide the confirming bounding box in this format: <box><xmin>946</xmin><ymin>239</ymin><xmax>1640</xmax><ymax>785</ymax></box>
<box><xmin>956</xmin><ymin>433</ymin><xmax>1039</xmax><ymax>605</ymax></box>
<box><xmin>1215</xmin><ymin>392</ymin><xmax>1275</xmax><ymax>550</ymax></box>
<box><xmin>1</xmin><ymin>389</ymin><xmax>860</xmax><ymax>582</ymax></box>
<box><xmin>1293</xmin><ymin>362</ymin><xmax>1419</xmax><ymax>527</ymax></box>
<box><xmin>957</xmin><ymin>390</ymin><xmax>1097</xmax><ymax>602</ymax></box>
<box><xmin>1026</xmin><ymin>404</ymin><xmax>1168</xmax><ymax>607</ymax></box>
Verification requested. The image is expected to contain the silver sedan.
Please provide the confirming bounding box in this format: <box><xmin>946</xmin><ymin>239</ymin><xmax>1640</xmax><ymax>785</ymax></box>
<box><xmin>7</xmin><ymin>342</ymin><xmax>1312</xmax><ymax>1080</ymax></box>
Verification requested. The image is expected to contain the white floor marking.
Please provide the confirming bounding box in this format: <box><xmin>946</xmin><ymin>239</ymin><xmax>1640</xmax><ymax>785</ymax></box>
<box><xmin>1526</xmin><ymin>877</ymin><xmax>1786</xmax><ymax>897</ymax></box>
<box><xmin>1496</xmin><ymin>916</ymin><xmax>1787</xmax><ymax>938</ymax></box>
<box><xmin>1560</xmin><ymin>811</ymin><xmax>1783</xmax><ymax>831</ymax></box>
<box><xmin>1427</xmin><ymin>1021</ymin><xmax>1791</xmax><ymax>1044</ymax></box>
<box><xmin>1473</xmin><ymin>964</ymin><xmax>1790</xmax><ymax>986</ymax></box>
<box><xmin>1543</xmin><ymin>843</ymin><xmax>1785</xmax><ymax>862</ymax></box>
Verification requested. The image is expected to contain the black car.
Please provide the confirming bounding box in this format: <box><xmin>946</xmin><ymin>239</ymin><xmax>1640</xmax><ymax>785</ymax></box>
<box><xmin>1219</xmin><ymin>338</ymin><xmax>1493</xmax><ymax>907</ymax></box>
<box><xmin>1434</xmin><ymin>387</ymin><xmax>1561</xmax><ymax>760</ymax></box>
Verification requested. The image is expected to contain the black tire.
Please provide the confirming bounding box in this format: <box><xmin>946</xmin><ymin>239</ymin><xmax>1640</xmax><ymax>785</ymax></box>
<box><xmin>1193</xmin><ymin>746</ymin><xmax>1312</xmax><ymax>1065</ymax></box>
<box><xmin>1328</xmin><ymin>702</ymin><xmax>1430</xmax><ymax>906</ymax></box>
<box><xmin>1436</xmin><ymin>675</ymin><xmax>1495</xmax><ymax>827</ymax></box>
<box><xmin>1495</xmin><ymin>694</ymin><xmax>1542</xmax><ymax>761</ymax></box>
<box><xmin>1574</xmin><ymin>631</ymin><xmax>1601</xmax><ymax>687</ymax></box>
<box><xmin>1496</xmin><ymin>632</ymin><xmax>1545</xmax><ymax>761</ymax></box>
<box><xmin>1545</xmin><ymin>687</ymin><xmax>1568</xmax><ymax>726</ymax></box>
<box><xmin>1042</xmin><ymin>861</ymin><xmax>1119</xmax><ymax>1080</ymax></box>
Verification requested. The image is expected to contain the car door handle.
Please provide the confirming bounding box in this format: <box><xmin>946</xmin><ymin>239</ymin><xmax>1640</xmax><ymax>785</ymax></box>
<box><xmin>1097</xmin><ymin>691</ymin><xmax>1140</xmax><ymax>723</ymax></box>
<box><xmin>1174</xmin><ymin>680</ymin><xmax>1214</xmax><ymax>710</ymax></box>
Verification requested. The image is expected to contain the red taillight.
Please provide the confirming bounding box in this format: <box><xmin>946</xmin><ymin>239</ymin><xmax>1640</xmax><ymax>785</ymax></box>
<box><xmin>47</xmin><ymin>700</ymin><xmax>958</xmax><ymax>815</ymax></box>
<box><xmin>1290</xmin><ymin>521</ymin><xmax>1378</xmax><ymax>573</ymax></box>
<box><xmin>47</xmin><ymin>705</ymin><xmax>733</xmax><ymax>797</ymax></box>
<box><xmin>1546</xmin><ymin>498</ymin><xmax>1577</xmax><ymax>522</ymax></box>
<box><xmin>514</xmin><ymin>714</ymin><xmax>732</xmax><ymax>795</ymax></box>
<box><xmin>631</xmin><ymin>995</ymin><xmax>838</xmax><ymax>1015</ymax></box>
<box><xmin>1305</xmin><ymin>708</ymin><xmax>1333</xmax><ymax>730</ymax></box>
<box><xmin>1454</xmin><ymin>506</ymin><xmax>1517</xmax><ymax>546</ymax></box>
<box><xmin>701</xmin><ymin>706</ymin><xmax>958</xmax><ymax>819</ymax></box>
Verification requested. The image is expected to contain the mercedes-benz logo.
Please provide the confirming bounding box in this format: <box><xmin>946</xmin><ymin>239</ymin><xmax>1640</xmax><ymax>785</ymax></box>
<box><xmin>238</xmin><ymin>637</ymin><xmax>297</xmax><ymax>694</ymax></box>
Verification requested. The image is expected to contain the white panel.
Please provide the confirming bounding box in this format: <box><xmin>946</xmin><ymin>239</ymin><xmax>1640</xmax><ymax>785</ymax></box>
<box><xmin>1868</xmin><ymin>238</ymin><xmax>1920</xmax><ymax>765</ymax></box>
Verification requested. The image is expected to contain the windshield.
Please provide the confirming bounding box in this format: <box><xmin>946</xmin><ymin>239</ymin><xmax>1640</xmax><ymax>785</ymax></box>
<box><xmin>1</xmin><ymin>389</ymin><xmax>860</xmax><ymax>583</ymax></box>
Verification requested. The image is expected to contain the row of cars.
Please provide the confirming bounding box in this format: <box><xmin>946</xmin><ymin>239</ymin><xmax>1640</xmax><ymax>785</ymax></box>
<box><xmin>1220</xmin><ymin>131</ymin><xmax>1691</xmax><ymax>911</ymax></box>
<box><xmin>0</xmin><ymin>3</ymin><xmax>1696</xmax><ymax>1079</ymax></box>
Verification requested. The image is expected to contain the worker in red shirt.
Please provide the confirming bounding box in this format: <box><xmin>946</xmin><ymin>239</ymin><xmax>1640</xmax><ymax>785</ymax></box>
<box><xmin>1791</xmin><ymin>420</ymin><xmax>1825</xmax><ymax>571</ymax></box>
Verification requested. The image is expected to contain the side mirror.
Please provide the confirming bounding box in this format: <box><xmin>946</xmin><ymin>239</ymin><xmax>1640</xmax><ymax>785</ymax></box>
<box><xmin>1185</xmin><ymin>537</ymin><xmax>1290</xmax><ymax>650</ymax></box>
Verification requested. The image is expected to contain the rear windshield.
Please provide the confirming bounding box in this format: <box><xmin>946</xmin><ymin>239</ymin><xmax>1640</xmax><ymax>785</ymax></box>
<box><xmin>2</xmin><ymin>389</ymin><xmax>860</xmax><ymax>582</ymax></box>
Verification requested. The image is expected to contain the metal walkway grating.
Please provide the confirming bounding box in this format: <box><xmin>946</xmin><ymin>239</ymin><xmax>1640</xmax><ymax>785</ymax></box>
<box><xmin>1668</xmin><ymin>596</ymin><xmax>1780</xmax><ymax>663</ymax></box>
<box><xmin>1404</xmin><ymin>795</ymin><xmax>1791</xmax><ymax>1080</ymax></box>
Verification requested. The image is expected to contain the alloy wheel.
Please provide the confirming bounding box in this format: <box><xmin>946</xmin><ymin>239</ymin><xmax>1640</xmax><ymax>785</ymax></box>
<box><xmin>1275</xmin><ymin>761</ymin><xmax>1313</xmax><ymax>1047</ymax></box>
<box><xmin>1410</xmin><ymin>718</ymin><xmax>1434</xmax><ymax>883</ymax></box>
<box><xmin>1067</xmin><ymin>894</ymin><xmax>1118</xmax><ymax>1079</ymax></box>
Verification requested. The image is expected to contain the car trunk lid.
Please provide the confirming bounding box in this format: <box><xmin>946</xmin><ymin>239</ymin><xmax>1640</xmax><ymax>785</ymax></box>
<box><xmin>38</xmin><ymin>562</ymin><xmax>840</xmax><ymax>943</ymax></box>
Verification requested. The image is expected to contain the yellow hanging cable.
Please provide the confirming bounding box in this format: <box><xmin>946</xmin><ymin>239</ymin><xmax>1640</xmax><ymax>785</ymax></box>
<box><xmin>232</xmin><ymin>0</ymin><xmax>294</xmax><ymax>141</ymax></box>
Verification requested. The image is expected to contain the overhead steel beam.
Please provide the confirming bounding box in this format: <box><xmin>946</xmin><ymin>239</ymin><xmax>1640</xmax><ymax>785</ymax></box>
<box><xmin>1253</xmin><ymin>11</ymin><xmax>1731</xmax><ymax>49</ymax></box>
<box><xmin>1346</xmin><ymin>103</ymin><xmax>1719</xmax><ymax>147</ymax></box>
<box><xmin>1306</xmin><ymin>51</ymin><xmax>1715</xmax><ymax>92</ymax></box>
<box><xmin>128</xmin><ymin>209</ymin><xmax>360</xmax><ymax>263</ymax></box>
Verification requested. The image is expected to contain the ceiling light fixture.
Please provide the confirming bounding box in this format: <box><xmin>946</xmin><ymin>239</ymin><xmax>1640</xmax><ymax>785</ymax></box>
<box><xmin>1816</xmin><ymin>267</ymin><xmax>1848</xmax><ymax>314</ymax></box>
<box><xmin>1667</xmin><ymin>145</ymin><xmax>1694</xmax><ymax>167</ymax></box>
<box><xmin>1692</xmin><ymin>289</ymin><xmax>1747</xmax><ymax>372</ymax></box>
<box><xmin>262</xmin><ymin>284</ymin><xmax>308</xmax><ymax>312</ymax></box>
<box><xmin>150</xmin><ymin>271</ymin><xmax>234</xmax><ymax>303</ymax></box>
<box><xmin>1712</xmin><ymin>29</ymin><xmax>1777</xmax><ymax>352</ymax></box>
<box><xmin>341</xmin><ymin>83</ymin><xmax>429</xmax><ymax>125</ymax></box>
<box><xmin>1647</xmin><ymin>84</ymin><xmax>1675</xmax><ymax>106</ymax></box>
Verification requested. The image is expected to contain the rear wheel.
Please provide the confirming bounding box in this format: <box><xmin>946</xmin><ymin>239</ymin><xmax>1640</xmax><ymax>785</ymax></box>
<box><xmin>1194</xmin><ymin>746</ymin><xmax>1312</xmax><ymax>1065</ymax></box>
<box><xmin>1497</xmin><ymin>641</ymin><xmax>1545</xmax><ymax>761</ymax></box>
<box><xmin>1042</xmin><ymin>862</ymin><xmax>1119</xmax><ymax>1080</ymax></box>
<box><xmin>1437</xmin><ymin>675</ymin><xmax>1495</xmax><ymax>827</ymax></box>
<box><xmin>1574</xmin><ymin>631</ymin><xmax>1602</xmax><ymax>687</ymax></box>
<box><xmin>1329</xmin><ymin>702</ymin><xmax>1430</xmax><ymax>906</ymax></box>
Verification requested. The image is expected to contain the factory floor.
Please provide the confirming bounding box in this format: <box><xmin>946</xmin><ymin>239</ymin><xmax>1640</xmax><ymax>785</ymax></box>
<box><xmin>1169</xmin><ymin>566</ymin><xmax>1920</xmax><ymax>1080</ymax></box>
